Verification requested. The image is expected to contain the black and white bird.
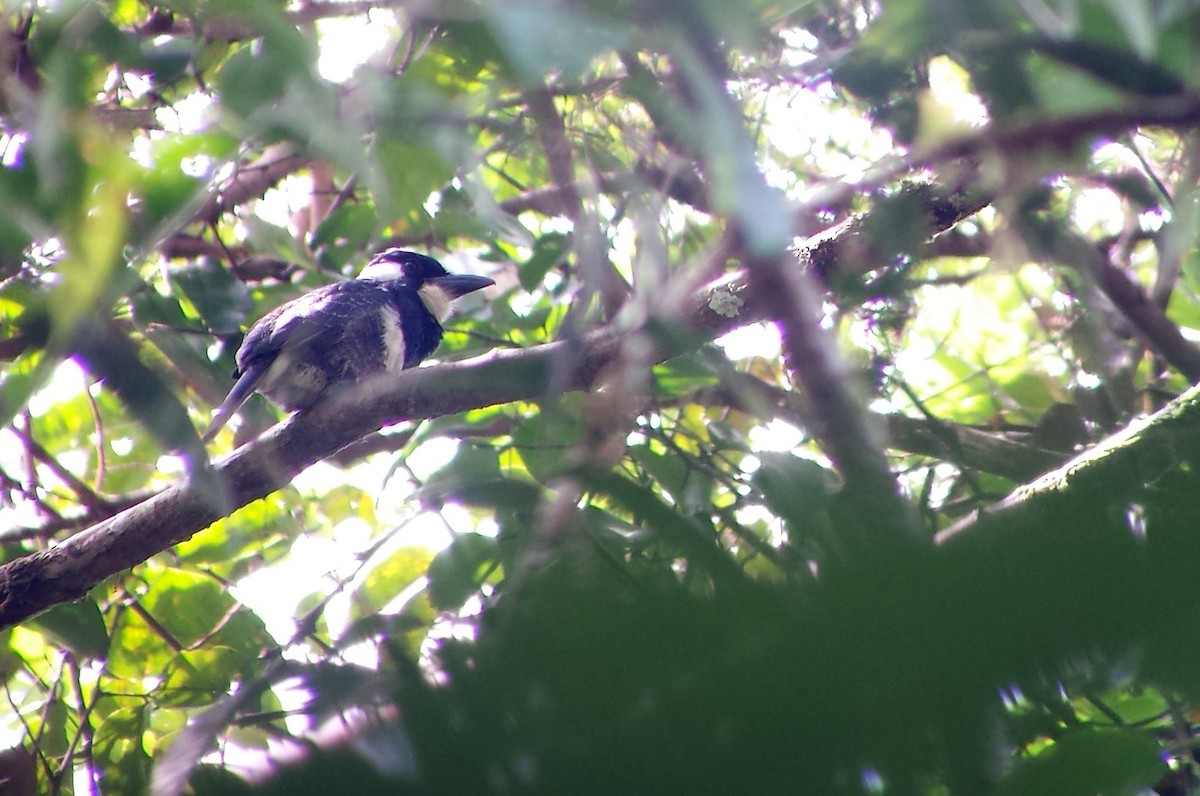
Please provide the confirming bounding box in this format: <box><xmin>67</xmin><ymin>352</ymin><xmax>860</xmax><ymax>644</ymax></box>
<box><xmin>202</xmin><ymin>249</ymin><xmax>494</xmax><ymax>442</ymax></box>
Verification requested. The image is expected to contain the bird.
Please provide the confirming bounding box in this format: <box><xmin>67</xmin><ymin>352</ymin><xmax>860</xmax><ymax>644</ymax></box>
<box><xmin>201</xmin><ymin>248</ymin><xmax>494</xmax><ymax>442</ymax></box>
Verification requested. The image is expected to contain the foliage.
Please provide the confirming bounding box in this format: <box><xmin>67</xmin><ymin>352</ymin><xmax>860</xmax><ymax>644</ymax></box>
<box><xmin>3</xmin><ymin>0</ymin><xmax>1200</xmax><ymax>793</ymax></box>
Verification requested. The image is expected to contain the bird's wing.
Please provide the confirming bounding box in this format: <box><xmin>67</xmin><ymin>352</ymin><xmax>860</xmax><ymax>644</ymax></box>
<box><xmin>236</xmin><ymin>291</ymin><xmax>338</xmax><ymax>373</ymax></box>
<box><xmin>202</xmin><ymin>287</ymin><xmax>342</xmax><ymax>442</ymax></box>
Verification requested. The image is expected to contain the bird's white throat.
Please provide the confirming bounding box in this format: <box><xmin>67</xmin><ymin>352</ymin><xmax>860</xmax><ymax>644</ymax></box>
<box><xmin>418</xmin><ymin>283</ymin><xmax>455</xmax><ymax>323</ymax></box>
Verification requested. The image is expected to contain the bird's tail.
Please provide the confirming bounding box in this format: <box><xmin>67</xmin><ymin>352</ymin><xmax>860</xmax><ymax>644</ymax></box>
<box><xmin>201</xmin><ymin>367</ymin><xmax>263</xmax><ymax>443</ymax></box>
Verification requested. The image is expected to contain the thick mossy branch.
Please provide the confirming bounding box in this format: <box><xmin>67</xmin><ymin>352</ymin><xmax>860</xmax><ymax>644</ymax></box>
<box><xmin>937</xmin><ymin>383</ymin><xmax>1200</xmax><ymax>544</ymax></box>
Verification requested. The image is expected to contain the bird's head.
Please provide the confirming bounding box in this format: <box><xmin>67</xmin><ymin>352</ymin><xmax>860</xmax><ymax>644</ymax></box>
<box><xmin>358</xmin><ymin>248</ymin><xmax>494</xmax><ymax>322</ymax></box>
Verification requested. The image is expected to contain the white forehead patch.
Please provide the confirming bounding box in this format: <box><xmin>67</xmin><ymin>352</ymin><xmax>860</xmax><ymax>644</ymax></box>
<box><xmin>418</xmin><ymin>283</ymin><xmax>455</xmax><ymax>322</ymax></box>
<box><xmin>358</xmin><ymin>259</ymin><xmax>406</xmax><ymax>281</ymax></box>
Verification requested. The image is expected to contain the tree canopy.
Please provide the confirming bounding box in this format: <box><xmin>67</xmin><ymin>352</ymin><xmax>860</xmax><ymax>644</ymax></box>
<box><xmin>4</xmin><ymin>0</ymin><xmax>1200</xmax><ymax>793</ymax></box>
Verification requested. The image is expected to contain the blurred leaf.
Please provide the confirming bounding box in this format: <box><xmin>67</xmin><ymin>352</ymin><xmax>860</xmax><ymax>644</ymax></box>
<box><xmin>311</xmin><ymin>203</ymin><xmax>379</xmax><ymax>266</ymax></box>
<box><xmin>38</xmin><ymin>699</ymin><xmax>69</xmax><ymax>757</ymax></box>
<box><xmin>1024</xmin><ymin>51</ymin><xmax>1126</xmax><ymax>116</ymax></box>
<box><xmin>139</xmin><ymin>35</ymin><xmax>195</xmax><ymax>85</ymax></box>
<box><xmin>669</xmin><ymin>43</ymin><xmax>792</xmax><ymax>254</ymax></box>
<box><xmin>421</xmin><ymin>444</ymin><xmax>501</xmax><ymax>504</ymax></box>
<box><xmin>427</xmin><ymin>533</ymin><xmax>499</xmax><ymax>610</ymax></box>
<box><xmin>997</xmin><ymin>372</ymin><xmax>1054</xmax><ymax>417</ymax></box>
<box><xmin>1094</xmin><ymin>0</ymin><xmax>1157</xmax><ymax>60</ymax></box>
<box><xmin>94</xmin><ymin>705</ymin><xmax>153</xmax><ymax>795</ymax></box>
<box><xmin>587</xmin><ymin>470</ymin><xmax>738</xmax><ymax>581</ymax></box>
<box><xmin>520</xmin><ymin>232</ymin><xmax>568</xmax><ymax>292</ymax></box>
<box><xmin>175</xmin><ymin>495</ymin><xmax>296</xmax><ymax>575</ymax></box>
<box><xmin>1026</xmin><ymin>37</ymin><xmax>1184</xmax><ymax>97</ymax></box>
<box><xmin>1104</xmin><ymin>172</ymin><xmax>1163</xmax><ymax>209</ymax></box>
<box><xmin>28</xmin><ymin>598</ymin><xmax>109</xmax><ymax>660</ymax></box>
<box><xmin>0</xmin><ymin>161</ymin><xmax>38</xmax><ymax>269</ymax></box>
<box><xmin>168</xmin><ymin>259</ymin><xmax>254</xmax><ymax>336</ymax></box>
<box><xmin>130</xmin><ymin>287</ymin><xmax>229</xmax><ymax>406</ymax></box>
<box><xmin>133</xmin><ymin>132</ymin><xmax>236</xmax><ymax>240</ymax></box>
<box><xmin>352</xmin><ymin>545</ymin><xmax>437</xmax><ymax>619</ymax></box>
<box><xmin>707</xmin><ymin>420</ymin><xmax>751</xmax><ymax>452</ymax></box>
<box><xmin>430</xmin><ymin>188</ymin><xmax>493</xmax><ymax>242</ymax></box>
<box><xmin>513</xmin><ymin>409</ymin><xmax>585</xmax><ymax>484</ymax></box>
<box><xmin>998</xmin><ymin>728</ymin><xmax>1166</xmax><ymax>796</ymax></box>
<box><xmin>184</xmin><ymin>764</ymin><xmax>254</xmax><ymax>795</ymax></box>
<box><xmin>338</xmin><ymin>611</ymin><xmax>428</xmax><ymax>650</ymax></box>
<box><xmin>487</xmin><ymin>2</ymin><xmax>629</xmax><ymax>81</ymax></box>
<box><xmin>630</xmin><ymin>445</ymin><xmax>688</xmax><ymax>504</ymax></box>
<box><xmin>159</xmin><ymin>647</ymin><xmax>241</xmax><ymax>707</ymax></box>
<box><xmin>753</xmin><ymin>453</ymin><xmax>837</xmax><ymax>523</ymax></box>
<box><xmin>49</xmin><ymin>167</ymin><xmax>132</xmax><ymax>345</ymax></box>
<box><xmin>126</xmin><ymin>569</ymin><xmax>262</xmax><ymax>663</ymax></box>
<box><xmin>0</xmin><ymin>348</ymin><xmax>43</xmax><ymax>438</ymax></box>
<box><xmin>69</xmin><ymin>317</ymin><xmax>207</xmax><ymax>463</ymax></box>
<box><xmin>213</xmin><ymin>7</ymin><xmax>316</xmax><ymax>118</ymax></box>
<box><xmin>374</xmin><ymin>140</ymin><xmax>454</xmax><ymax>229</ymax></box>
<box><xmin>652</xmin><ymin>355</ymin><xmax>719</xmax><ymax>396</ymax></box>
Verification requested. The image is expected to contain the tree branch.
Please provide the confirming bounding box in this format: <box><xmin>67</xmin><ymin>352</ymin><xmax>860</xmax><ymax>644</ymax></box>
<box><xmin>526</xmin><ymin>85</ymin><xmax>630</xmax><ymax>317</ymax></box>
<box><xmin>705</xmin><ymin>372</ymin><xmax>1067</xmax><ymax>483</ymax></box>
<box><xmin>936</xmin><ymin>382</ymin><xmax>1200</xmax><ymax>544</ymax></box>
<box><xmin>194</xmin><ymin>144</ymin><xmax>309</xmax><ymax>226</ymax></box>
<box><xmin>0</xmin><ymin>274</ymin><xmax>764</xmax><ymax>629</ymax></box>
<box><xmin>0</xmin><ymin>179</ymin><xmax>997</xmax><ymax>626</ymax></box>
<box><xmin>746</xmin><ymin>251</ymin><xmax>918</xmax><ymax>541</ymax></box>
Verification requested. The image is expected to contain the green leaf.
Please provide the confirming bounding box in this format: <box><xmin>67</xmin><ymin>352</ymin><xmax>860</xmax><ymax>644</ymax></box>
<box><xmin>0</xmin><ymin>158</ymin><xmax>37</xmax><ymax>269</ymax></box>
<box><xmin>215</xmin><ymin>44</ymin><xmax>290</xmax><ymax>118</ymax></box>
<box><xmin>93</xmin><ymin>705</ymin><xmax>152</xmax><ymax>795</ymax></box>
<box><xmin>374</xmin><ymin>139</ymin><xmax>454</xmax><ymax>229</ymax></box>
<box><xmin>159</xmin><ymin>647</ymin><xmax>241</xmax><ymax>707</ymax></box>
<box><xmin>513</xmin><ymin>408</ymin><xmax>585</xmax><ymax>484</ymax></box>
<box><xmin>211</xmin><ymin>1</ymin><xmax>318</xmax><ymax>116</ymax></box>
<box><xmin>420</xmin><ymin>444</ymin><xmax>497</xmax><ymax>500</ymax></box>
<box><xmin>487</xmin><ymin>2</ymin><xmax>629</xmax><ymax>81</ymax></box>
<box><xmin>430</xmin><ymin>188</ymin><xmax>492</xmax><ymax>242</ymax></box>
<box><xmin>998</xmin><ymin>728</ymin><xmax>1167</xmax><ymax>796</ymax></box>
<box><xmin>29</xmin><ymin>598</ymin><xmax>110</xmax><ymax>659</ymax></box>
<box><xmin>427</xmin><ymin>533</ymin><xmax>499</xmax><ymax>610</ymax></box>
<box><xmin>69</xmin><ymin>318</ymin><xmax>207</xmax><ymax>463</ymax></box>
<box><xmin>139</xmin><ymin>35</ymin><xmax>194</xmax><ymax>85</ymax></box>
<box><xmin>351</xmin><ymin>546</ymin><xmax>437</xmax><ymax>619</ymax></box>
<box><xmin>629</xmin><ymin>445</ymin><xmax>688</xmax><ymax>504</ymax></box>
<box><xmin>652</xmin><ymin>356</ymin><xmax>720</xmax><ymax>396</ymax></box>
<box><xmin>168</xmin><ymin>259</ymin><xmax>254</xmax><ymax>336</ymax></box>
<box><xmin>752</xmin><ymin>453</ymin><xmax>837</xmax><ymax>523</ymax></box>
<box><xmin>707</xmin><ymin>420</ymin><xmax>751</xmax><ymax>452</ymax></box>
<box><xmin>1096</xmin><ymin>0</ymin><xmax>1157</xmax><ymax>60</ymax></box>
<box><xmin>1027</xmin><ymin>37</ymin><xmax>1184</xmax><ymax>97</ymax></box>
<box><xmin>130</xmin><ymin>288</ymin><xmax>229</xmax><ymax>406</ymax></box>
<box><xmin>139</xmin><ymin>569</ymin><xmax>237</xmax><ymax>649</ymax></box>
<box><xmin>419</xmin><ymin>441</ymin><xmax>541</xmax><ymax>510</ymax></box>
<box><xmin>311</xmin><ymin>203</ymin><xmax>379</xmax><ymax>266</ymax></box>
<box><xmin>586</xmin><ymin>470</ymin><xmax>738</xmax><ymax>580</ymax></box>
<box><xmin>35</xmin><ymin>699</ymin><xmax>69</xmax><ymax>758</ymax></box>
<box><xmin>520</xmin><ymin>232</ymin><xmax>568</xmax><ymax>292</ymax></box>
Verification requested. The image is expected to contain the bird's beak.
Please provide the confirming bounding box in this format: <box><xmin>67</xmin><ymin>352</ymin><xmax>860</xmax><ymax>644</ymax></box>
<box><xmin>431</xmin><ymin>274</ymin><xmax>495</xmax><ymax>298</ymax></box>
